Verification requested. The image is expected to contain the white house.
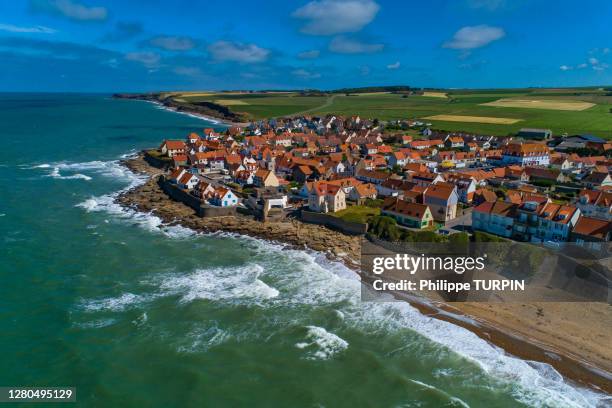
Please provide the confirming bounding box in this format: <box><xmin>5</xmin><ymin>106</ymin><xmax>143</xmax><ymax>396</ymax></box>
<box><xmin>308</xmin><ymin>181</ymin><xmax>347</xmax><ymax>213</ymax></box>
<box><xmin>209</xmin><ymin>187</ymin><xmax>239</xmax><ymax>207</ymax></box>
<box><xmin>501</xmin><ymin>142</ymin><xmax>550</xmax><ymax>166</ymax></box>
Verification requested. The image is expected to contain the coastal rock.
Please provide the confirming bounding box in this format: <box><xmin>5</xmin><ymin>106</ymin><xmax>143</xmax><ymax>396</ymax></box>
<box><xmin>116</xmin><ymin>154</ymin><xmax>361</xmax><ymax>268</ymax></box>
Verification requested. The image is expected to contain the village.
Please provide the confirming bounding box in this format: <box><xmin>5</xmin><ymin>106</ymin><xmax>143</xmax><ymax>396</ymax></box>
<box><xmin>151</xmin><ymin>115</ymin><xmax>612</xmax><ymax>249</ymax></box>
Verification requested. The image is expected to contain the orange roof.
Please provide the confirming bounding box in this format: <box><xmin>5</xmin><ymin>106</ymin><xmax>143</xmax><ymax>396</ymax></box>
<box><xmin>353</xmin><ymin>183</ymin><xmax>377</xmax><ymax>197</ymax></box>
<box><xmin>382</xmin><ymin>197</ymin><xmax>430</xmax><ymax>219</ymax></box>
<box><xmin>424</xmin><ymin>183</ymin><xmax>455</xmax><ymax>200</ymax></box>
<box><xmin>162</xmin><ymin>140</ymin><xmax>186</xmax><ymax>150</ymax></box>
<box><xmin>573</xmin><ymin>216</ymin><xmax>610</xmax><ymax>238</ymax></box>
<box><xmin>539</xmin><ymin>203</ymin><xmax>577</xmax><ymax>224</ymax></box>
<box><xmin>504</xmin><ymin>142</ymin><xmax>549</xmax><ymax>156</ymax></box>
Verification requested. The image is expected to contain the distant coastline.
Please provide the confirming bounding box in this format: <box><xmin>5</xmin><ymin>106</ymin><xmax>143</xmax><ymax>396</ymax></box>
<box><xmin>113</xmin><ymin>93</ymin><xmax>247</xmax><ymax>126</ymax></box>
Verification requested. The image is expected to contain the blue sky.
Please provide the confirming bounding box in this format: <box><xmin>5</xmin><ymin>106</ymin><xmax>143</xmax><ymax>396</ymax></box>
<box><xmin>0</xmin><ymin>0</ymin><xmax>610</xmax><ymax>91</ymax></box>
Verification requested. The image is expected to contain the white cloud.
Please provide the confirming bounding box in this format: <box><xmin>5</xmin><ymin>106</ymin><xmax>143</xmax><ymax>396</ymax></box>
<box><xmin>589</xmin><ymin>57</ymin><xmax>599</xmax><ymax>65</ymax></box>
<box><xmin>125</xmin><ymin>51</ymin><xmax>160</xmax><ymax>68</ymax></box>
<box><xmin>292</xmin><ymin>69</ymin><xmax>321</xmax><ymax>79</ymax></box>
<box><xmin>559</xmin><ymin>65</ymin><xmax>572</xmax><ymax>71</ymax></box>
<box><xmin>577</xmin><ymin>63</ymin><xmax>588</xmax><ymax>69</ymax></box>
<box><xmin>35</xmin><ymin>0</ymin><xmax>108</xmax><ymax>21</ymax></box>
<box><xmin>292</xmin><ymin>0</ymin><xmax>379</xmax><ymax>35</ymax></box>
<box><xmin>329</xmin><ymin>36</ymin><xmax>383</xmax><ymax>53</ymax></box>
<box><xmin>298</xmin><ymin>50</ymin><xmax>320</xmax><ymax>59</ymax></box>
<box><xmin>149</xmin><ymin>36</ymin><xmax>195</xmax><ymax>51</ymax></box>
<box><xmin>386</xmin><ymin>61</ymin><xmax>400</xmax><ymax>69</ymax></box>
<box><xmin>0</xmin><ymin>23</ymin><xmax>56</xmax><ymax>34</ymax></box>
<box><xmin>443</xmin><ymin>25</ymin><xmax>505</xmax><ymax>50</ymax></box>
<box><xmin>207</xmin><ymin>41</ymin><xmax>270</xmax><ymax>63</ymax></box>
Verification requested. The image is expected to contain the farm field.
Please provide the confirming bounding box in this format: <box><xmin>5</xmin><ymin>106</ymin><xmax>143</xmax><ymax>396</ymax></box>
<box><xmin>166</xmin><ymin>88</ymin><xmax>612</xmax><ymax>137</ymax></box>
<box><xmin>422</xmin><ymin>114</ymin><xmax>522</xmax><ymax>124</ymax></box>
<box><xmin>176</xmin><ymin>93</ymin><xmax>328</xmax><ymax>119</ymax></box>
<box><xmin>481</xmin><ymin>98</ymin><xmax>595</xmax><ymax>111</ymax></box>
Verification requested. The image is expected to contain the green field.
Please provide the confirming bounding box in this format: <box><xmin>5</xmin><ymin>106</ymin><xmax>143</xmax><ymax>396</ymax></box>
<box><xmin>166</xmin><ymin>88</ymin><xmax>612</xmax><ymax>137</ymax></box>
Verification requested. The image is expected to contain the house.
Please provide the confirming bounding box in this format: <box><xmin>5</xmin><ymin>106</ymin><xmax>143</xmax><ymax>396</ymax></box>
<box><xmin>349</xmin><ymin>183</ymin><xmax>378</xmax><ymax>204</ymax></box>
<box><xmin>550</xmin><ymin>156</ymin><xmax>573</xmax><ymax>171</ymax></box>
<box><xmin>501</xmin><ymin>142</ymin><xmax>550</xmax><ymax>166</ymax></box>
<box><xmin>571</xmin><ymin>216</ymin><xmax>611</xmax><ymax>248</ymax></box>
<box><xmin>576</xmin><ymin>190</ymin><xmax>612</xmax><ymax>220</ymax></box>
<box><xmin>191</xmin><ymin>180</ymin><xmax>216</xmax><ymax>200</ymax></box>
<box><xmin>410</xmin><ymin>171</ymin><xmax>445</xmax><ymax>188</ymax></box>
<box><xmin>445</xmin><ymin>136</ymin><xmax>465</xmax><ymax>149</ymax></box>
<box><xmin>381</xmin><ymin>197</ymin><xmax>434</xmax><ymax>229</ymax></box>
<box><xmin>472</xmin><ymin>201</ymin><xmax>518</xmax><ymax>238</ymax></box>
<box><xmin>423</xmin><ymin>183</ymin><xmax>459</xmax><ymax>222</ymax></box>
<box><xmin>168</xmin><ymin>167</ymin><xmax>187</xmax><ymax>184</ymax></box>
<box><xmin>209</xmin><ymin>187</ymin><xmax>240</xmax><ymax>207</ymax></box>
<box><xmin>234</xmin><ymin>170</ymin><xmax>254</xmax><ymax>186</ymax></box>
<box><xmin>524</xmin><ymin>167</ymin><xmax>567</xmax><ymax>184</ymax></box>
<box><xmin>388</xmin><ymin>151</ymin><xmax>408</xmax><ymax>168</ymax></box>
<box><xmin>444</xmin><ymin>174</ymin><xmax>477</xmax><ymax>203</ymax></box>
<box><xmin>356</xmin><ymin>169</ymin><xmax>389</xmax><ymax>185</ymax></box>
<box><xmin>532</xmin><ymin>203</ymin><xmax>581</xmax><ymax>243</ymax></box>
<box><xmin>177</xmin><ymin>172</ymin><xmax>199</xmax><ymax>190</ymax></box>
<box><xmin>473</xmin><ymin>188</ymin><xmax>498</xmax><ymax>206</ymax></box>
<box><xmin>582</xmin><ymin>172</ymin><xmax>612</xmax><ymax>189</ymax></box>
<box><xmin>253</xmin><ymin>169</ymin><xmax>279</xmax><ymax>188</ymax></box>
<box><xmin>293</xmin><ymin>165</ymin><xmax>315</xmax><ymax>183</ymax></box>
<box><xmin>517</xmin><ymin>128</ymin><xmax>552</xmax><ymax>141</ymax></box>
<box><xmin>307</xmin><ymin>181</ymin><xmax>347</xmax><ymax>213</ymax></box>
<box><xmin>375</xmin><ymin>179</ymin><xmax>412</xmax><ymax>197</ymax></box>
<box><xmin>159</xmin><ymin>140</ymin><xmax>186</xmax><ymax>157</ymax></box>
<box><xmin>512</xmin><ymin>201</ymin><xmax>546</xmax><ymax>241</ymax></box>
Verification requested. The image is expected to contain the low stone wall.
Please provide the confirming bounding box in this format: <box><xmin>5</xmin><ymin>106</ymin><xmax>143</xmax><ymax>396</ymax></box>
<box><xmin>144</xmin><ymin>151</ymin><xmax>172</xmax><ymax>169</ymax></box>
<box><xmin>159</xmin><ymin>177</ymin><xmax>236</xmax><ymax>217</ymax></box>
<box><xmin>300</xmin><ymin>210</ymin><xmax>368</xmax><ymax>235</ymax></box>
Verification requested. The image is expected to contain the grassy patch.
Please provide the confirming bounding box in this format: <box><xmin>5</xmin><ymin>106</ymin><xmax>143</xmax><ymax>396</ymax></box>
<box><xmin>332</xmin><ymin>206</ymin><xmax>380</xmax><ymax>224</ymax></box>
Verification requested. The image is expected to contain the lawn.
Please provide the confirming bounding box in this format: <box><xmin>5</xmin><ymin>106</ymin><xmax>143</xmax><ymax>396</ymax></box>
<box><xmin>332</xmin><ymin>206</ymin><xmax>380</xmax><ymax>224</ymax></box>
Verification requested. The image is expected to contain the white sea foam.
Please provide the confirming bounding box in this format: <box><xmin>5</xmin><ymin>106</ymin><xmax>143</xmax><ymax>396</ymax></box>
<box><xmin>79</xmin><ymin>292</ymin><xmax>154</xmax><ymax>312</ymax></box>
<box><xmin>296</xmin><ymin>326</ymin><xmax>348</xmax><ymax>360</ymax></box>
<box><xmin>158</xmin><ymin>264</ymin><xmax>279</xmax><ymax>304</ymax></box>
<box><xmin>74</xmin><ymin>318</ymin><xmax>117</xmax><ymax>329</ymax></box>
<box><xmin>178</xmin><ymin>325</ymin><xmax>232</xmax><ymax>353</ymax></box>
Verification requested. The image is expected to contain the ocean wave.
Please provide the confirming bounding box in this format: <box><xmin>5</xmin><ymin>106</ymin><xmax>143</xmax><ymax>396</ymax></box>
<box><xmin>157</xmin><ymin>264</ymin><xmax>279</xmax><ymax>304</ymax></box>
<box><xmin>177</xmin><ymin>324</ymin><xmax>232</xmax><ymax>353</ymax></box>
<box><xmin>79</xmin><ymin>292</ymin><xmax>155</xmax><ymax>312</ymax></box>
<box><xmin>47</xmin><ymin>166</ymin><xmax>92</xmax><ymax>180</ymax></box>
<box><xmin>295</xmin><ymin>326</ymin><xmax>348</xmax><ymax>360</ymax></box>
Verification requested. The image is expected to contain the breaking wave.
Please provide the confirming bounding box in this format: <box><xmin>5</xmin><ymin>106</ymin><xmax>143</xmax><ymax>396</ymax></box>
<box><xmin>295</xmin><ymin>326</ymin><xmax>349</xmax><ymax>360</ymax></box>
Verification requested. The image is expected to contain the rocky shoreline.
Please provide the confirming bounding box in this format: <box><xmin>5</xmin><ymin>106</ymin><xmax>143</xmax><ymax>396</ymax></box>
<box><xmin>117</xmin><ymin>153</ymin><xmax>611</xmax><ymax>394</ymax></box>
<box><xmin>118</xmin><ymin>155</ymin><xmax>360</xmax><ymax>268</ymax></box>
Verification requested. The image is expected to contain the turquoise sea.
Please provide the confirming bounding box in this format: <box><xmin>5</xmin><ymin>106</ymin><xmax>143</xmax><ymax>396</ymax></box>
<box><xmin>0</xmin><ymin>94</ymin><xmax>608</xmax><ymax>407</ymax></box>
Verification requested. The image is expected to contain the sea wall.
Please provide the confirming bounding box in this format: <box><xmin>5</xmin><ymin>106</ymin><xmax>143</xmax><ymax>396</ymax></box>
<box><xmin>159</xmin><ymin>177</ymin><xmax>236</xmax><ymax>217</ymax></box>
<box><xmin>300</xmin><ymin>210</ymin><xmax>368</xmax><ymax>235</ymax></box>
